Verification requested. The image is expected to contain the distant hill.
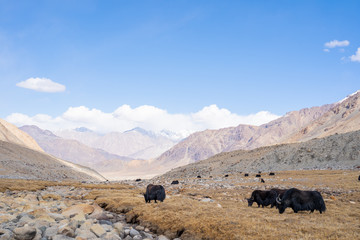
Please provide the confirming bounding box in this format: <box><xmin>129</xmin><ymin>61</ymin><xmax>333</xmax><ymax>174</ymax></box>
<box><xmin>159</xmin><ymin>129</ymin><xmax>360</xmax><ymax>179</ymax></box>
<box><xmin>0</xmin><ymin>119</ymin><xmax>105</xmax><ymax>181</ymax></box>
<box><xmin>155</xmin><ymin>104</ymin><xmax>333</xmax><ymax>169</ymax></box>
<box><xmin>55</xmin><ymin>127</ymin><xmax>179</xmax><ymax>159</ymax></box>
<box><xmin>20</xmin><ymin>125</ymin><xmax>133</xmax><ymax>172</ymax></box>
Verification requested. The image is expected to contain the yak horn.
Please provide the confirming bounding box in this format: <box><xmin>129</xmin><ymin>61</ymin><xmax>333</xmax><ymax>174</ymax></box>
<box><xmin>276</xmin><ymin>196</ymin><xmax>282</xmax><ymax>204</ymax></box>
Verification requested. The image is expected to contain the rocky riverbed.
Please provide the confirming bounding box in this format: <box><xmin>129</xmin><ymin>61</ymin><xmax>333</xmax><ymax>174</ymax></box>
<box><xmin>0</xmin><ymin>186</ymin><xmax>177</xmax><ymax>240</ymax></box>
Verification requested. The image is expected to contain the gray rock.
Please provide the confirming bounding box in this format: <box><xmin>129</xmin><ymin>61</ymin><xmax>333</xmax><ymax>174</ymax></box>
<box><xmin>48</xmin><ymin>212</ymin><xmax>66</xmax><ymax>221</ymax></box>
<box><xmin>133</xmin><ymin>235</ymin><xmax>142</xmax><ymax>240</ymax></box>
<box><xmin>124</xmin><ymin>229</ymin><xmax>131</xmax><ymax>236</ymax></box>
<box><xmin>13</xmin><ymin>225</ymin><xmax>37</xmax><ymax>240</ymax></box>
<box><xmin>90</xmin><ymin>223</ymin><xmax>107</xmax><ymax>237</ymax></box>
<box><xmin>101</xmin><ymin>224</ymin><xmax>114</xmax><ymax>232</ymax></box>
<box><xmin>113</xmin><ymin>222</ymin><xmax>124</xmax><ymax>233</ymax></box>
<box><xmin>141</xmin><ymin>232</ymin><xmax>154</xmax><ymax>239</ymax></box>
<box><xmin>135</xmin><ymin>225</ymin><xmax>144</xmax><ymax>231</ymax></box>
<box><xmin>75</xmin><ymin>228</ymin><xmax>98</xmax><ymax>239</ymax></box>
<box><xmin>44</xmin><ymin>226</ymin><xmax>59</xmax><ymax>239</ymax></box>
<box><xmin>58</xmin><ymin>224</ymin><xmax>75</xmax><ymax>237</ymax></box>
<box><xmin>157</xmin><ymin>235</ymin><xmax>170</xmax><ymax>240</ymax></box>
<box><xmin>52</xmin><ymin>235</ymin><xmax>75</xmax><ymax>240</ymax></box>
<box><xmin>103</xmin><ymin>231</ymin><xmax>122</xmax><ymax>240</ymax></box>
<box><xmin>0</xmin><ymin>229</ymin><xmax>13</xmax><ymax>240</ymax></box>
<box><xmin>99</xmin><ymin>220</ymin><xmax>113</xmax><ymax>225</ymax></box>
<box><xmin>130</xmin><ymin>228</ymin><xmax>140</xmax><ymax>237</ymax></box>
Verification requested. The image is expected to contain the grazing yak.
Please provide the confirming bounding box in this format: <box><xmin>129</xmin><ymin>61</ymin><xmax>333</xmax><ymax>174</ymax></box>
<box><xmin>247</xmin><ymin>190</ymin><xmax>277</xmax><ymax>208</ymax></box>
<box><xmin>270</xmin><ymin>188</ymin><xmax>288</xmax><ymax>208</ymax></box>
<box><xmin>276</xmin><ymin>188</ymin><xmax>326</xmax><ymax>214</ymax></box>
<box><xmin>171</xmin><ymin>180</ymin><xmax>179</xmax><ymax>185</ymax></box>
<box><xmin>144</xmin><ymin>184</ymin><xmax>166</xmax><ymax>203</ymax></box>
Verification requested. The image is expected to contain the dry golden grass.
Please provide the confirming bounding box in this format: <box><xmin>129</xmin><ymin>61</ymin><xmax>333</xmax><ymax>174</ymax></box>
<box><xmin>86</xmin><ymin>170</ymin><xmax>360</xmax><ymax>240</ymax></box>
<box><xmin>1</xmin><ymin>170</ymin><xmax>359</xmax><ymax>239</ymax></box>
<box><xmin>0</xmin><ymin>178</ymin><xmax>133</xmax><ymax>192</ymax></box>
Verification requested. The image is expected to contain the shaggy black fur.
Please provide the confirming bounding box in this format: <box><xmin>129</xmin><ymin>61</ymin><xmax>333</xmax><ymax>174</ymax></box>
<box><xmin>276</xmin><ymin>188</ymin><xmax>326</xmax><ymax>214</ymax></box>
<box><xmin>144</xmin><ymin>184</ymin><xmax>166</xmax><ymax>203</ymax></box>
<box><xmin>247</xmin><ymin>190</ymin><xmax>277</xmax><ymax>208</ymax></box>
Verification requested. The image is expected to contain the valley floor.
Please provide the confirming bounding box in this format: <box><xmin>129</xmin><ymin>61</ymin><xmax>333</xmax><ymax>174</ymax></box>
<box><xmin>1</xmin><ymin>170</ymin><xmax>359</xmax><ymax>239</ymax></box>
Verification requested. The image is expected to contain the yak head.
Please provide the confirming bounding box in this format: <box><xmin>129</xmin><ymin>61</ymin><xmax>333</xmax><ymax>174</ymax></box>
<box><xmin>247</xmin><ymin>197</ymin><xmax>254</xmax><ymax>207</ymax></box>
<box><xmin>276</xmin><ymin>196</ymin><xmax>286</xmax><ymax>214</ymax></box>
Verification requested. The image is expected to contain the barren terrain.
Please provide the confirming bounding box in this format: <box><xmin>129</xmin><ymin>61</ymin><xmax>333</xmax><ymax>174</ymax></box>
<box><xmin>2</xmin><ymin>170</ymin><xmax>358</xmax><ymax>239</ymax></box>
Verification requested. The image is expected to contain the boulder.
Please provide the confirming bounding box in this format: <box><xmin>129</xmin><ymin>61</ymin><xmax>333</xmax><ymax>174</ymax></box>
<box><xmin>13</xmin><ymin>225</ymin><xmax>37</xmax><ymax>240</ymax></box>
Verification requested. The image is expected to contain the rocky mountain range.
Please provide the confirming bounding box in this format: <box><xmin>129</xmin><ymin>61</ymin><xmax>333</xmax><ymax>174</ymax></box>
<box><xmin>20</xmin><ymin>125</ymin><xmax>133</xmax><ymax>173</ymax></box>
<box><xmin>3</xmin><ymin>91</ymin><xmax>360</xmax><ymax>181</ymax></box>
<box><xmin>286</xmin><ymin>90</ymin><xmax>360</xmax><ymax>143</ymax></box>
<box><xmin>0</xmin><ymin>119</ymin><xmax>106</xmax><ymax>181</ymax></box>
<box><xmin>159</xmin><ymin>128</ymin><xmax>360</xmax><ymax>179</ymax></box>
<box><xmin>155</xmin><ymin>91</ymin><xmax>360</xmax><ymax>172</ymax></box>
<box><xmin>55</xmin><ymin>127</ymin><xmax>179</xmax><ymax>160</ymax></box>
<box><xmin>154</xmin><ymin>104</ymin><xmax>334</xmax><ymax>169</ymax></box>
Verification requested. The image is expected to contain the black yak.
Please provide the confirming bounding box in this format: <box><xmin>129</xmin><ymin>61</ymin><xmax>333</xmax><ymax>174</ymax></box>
<box><xmin>244</xmin><ymin>173</ymin><xmax>249</xmax><ymax>177</ymax></box>
<box><xmin>247</xmin><ymin>190</ymin><xmax>277</xmax><ymax>208</ymax></box>
<box><xmin>255</xmin><ymin>174</ymin><xmax>261</xmax><ymax>177</ymax></box>
<box><xmin>261</xmin><ymin>178</ymin><xmax>265</xmax><ymax>183</ymax></box>
<box><xmin>144</xmin><ymin>184</ymin><xmax>166</xmax><ymax>203</ymax></box>
<box><xmin>171</xmin><ymin>180</ymin><xmax>179</xmax><ymax>185</ymax></box>
<box><xmin>270</xmin><ymin>188</ymin><xmax>288</xmax><ymax>208</ymax></box>
<box><xmin>269</xmin><ymin>172</ymin><xmax>275</xmax><ymax>176</ymax></box>
<box><xmin>276</xmin><ymin>188</ymin><xmax>326</xmax><ymax>214</ymax></box>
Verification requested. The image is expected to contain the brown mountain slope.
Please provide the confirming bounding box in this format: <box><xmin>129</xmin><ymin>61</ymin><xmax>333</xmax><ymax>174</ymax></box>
<box><xmin>0</xmin><ymin>140</ymin><xmax>106</xmax><ymax>181</ymax></box>
<box><xmin>159</xmin><ymin>129</ymin><xmax>360</xmax><ymax>179</ymax></box>
<box><xmin>286</xmin><ymin>91</ymin><xmax>360</xmax><ymax>143</ymax></box>
<box><xmin>0</xmin><ymin>119</ymin><xmax>105</xmax><ymax>181</ymax></box>
<box><xmin>0</xmin><ymin>119</ymin><xmax>43</xmax><ymax>152</ymax></box>
<box><xmin>155</xmin><ymin>104</ymin><xmax>332</xmax><ymax>170</ymax></box>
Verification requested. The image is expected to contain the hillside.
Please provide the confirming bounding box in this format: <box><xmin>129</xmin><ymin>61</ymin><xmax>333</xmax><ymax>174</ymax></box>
<box><xmin>0</xmin><ymin>119</ymin><xmax>43</xmax><ymax>152</ymax></box>
<box><xmin>0</xmin><ymin>140</ymin><xmax>105</xmax><ymax>181</ymax></box>
<box><xmin>155</xmin><ymin>104</ymin><xmax>333</xmax><ymax>169</ymax></box>
<box><xmin>286</xmin><ymin>91</ymin><xmax>360</xmax><ymax>143</ymax></box>
<box><xmin>0</xmin><ymin>119</ymin><xmax>105</xmax><ymax>181</ymax></box>
<box><xmin>159</xmin><ymin>129</ymin><xmax>360</xmax><ymax>179</ymax></box>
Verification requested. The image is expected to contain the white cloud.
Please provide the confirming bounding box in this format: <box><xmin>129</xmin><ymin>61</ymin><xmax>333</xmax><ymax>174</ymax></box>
<box><xmin>6</xmin><ymin>105</ymin><xmax>281</xmax><ymax>138</ymax></box>
<box><xmin>350</xmin><ymin>47</ymin><xmax>360</xmax><ymax>62</ymax></box>
<box><xmin>16</xmin><ymin>77</ymin><xmax>66</xmax><ymax>92</ymax></box>
<box><xmin>323</xmin><ymin>49</ymin><xmax>330</xmax><ymax>52</ymax></box>
<box><xmin>324</xmin><ymin>40</ymin><xmax>349</xmax><ymax>48</ymax></box>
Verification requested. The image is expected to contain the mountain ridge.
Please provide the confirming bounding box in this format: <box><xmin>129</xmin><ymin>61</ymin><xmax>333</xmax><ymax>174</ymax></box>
<box><xmin>158</xmin><ymin>129</ymin><xmax>360</xmax><ymax>179</ymax></box>
<box><xmin>0</xmin><ymin>119</ymin><xmax>106</xmax><ymax>181</ymax></box>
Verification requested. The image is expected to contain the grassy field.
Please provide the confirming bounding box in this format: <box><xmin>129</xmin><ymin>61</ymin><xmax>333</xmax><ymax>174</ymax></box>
<box><xmin>1</xmin><ymin>170</ymin><xmax>359</xmax><ymax>239</ymax></box>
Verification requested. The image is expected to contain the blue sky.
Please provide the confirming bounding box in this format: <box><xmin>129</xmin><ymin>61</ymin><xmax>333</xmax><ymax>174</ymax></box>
<box><xmin>1</xmin><ymin>0</ymin><xmax>359</xmax><ymax>135</ymax></box>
